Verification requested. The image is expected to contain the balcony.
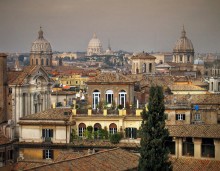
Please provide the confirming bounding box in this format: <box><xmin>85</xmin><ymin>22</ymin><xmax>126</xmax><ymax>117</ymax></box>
<box><xmin>42</xmin><ymin>137</ymin><xmax>53</xmax><ymax>143</ymax></box>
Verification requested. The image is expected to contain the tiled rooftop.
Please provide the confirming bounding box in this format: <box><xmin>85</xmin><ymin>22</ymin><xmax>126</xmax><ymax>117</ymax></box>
<box><xmin>22</xmin><ymin>148</ymin><xmax>139</xmax><ymax>171</ymax></box>
<box><xmin>171</xmin><ymin>157</ymin><xmax>220</xmax><ymax>171</ymax></box>
<box><xmin>165</xmin><ymin>94</ymin><xmax>220</xmax><ymax>105</ymax></box>
<box><xmin>169</xmin><ymin>84</ymin><xmax>207</xmax><ymax>91</ymax></box>
<box><xmin>131</xmin><ymin>52</ymin><xmax>156</xmax><ymax>60</ymax></box>
<box><xmin>87</xmin><ymin>72</ymin><xmax>134</xmax><ymax>83</ymax></box>
<box><xmin>20</xmin><ymin>108</ymin><xmax>73</xmax><ymax>120</ymax></box>
<box><xmin>8</xmin><ymin>65</ymin><xmax>41</xmax><ymax>85</ymax></box>
<box><xmin>51</xmin><ymin>91</ymin><xmax>76</xmax><ymax>95</ymax></box>
<box><xmin>13</xmin><ymin>150</ymin><xmax>220</xmax><ymax>171</ymax></box>
<box><xmin>167</xmin><ymin>124</ymin><xmax>220</xmax><ymax>138</ymax></box>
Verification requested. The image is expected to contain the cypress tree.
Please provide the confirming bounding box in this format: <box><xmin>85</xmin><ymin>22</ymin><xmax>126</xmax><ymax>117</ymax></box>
<box><xmin>138</xmin><ymin>85</ymin><xmax>171</xmax><ymax>171</ymax></box>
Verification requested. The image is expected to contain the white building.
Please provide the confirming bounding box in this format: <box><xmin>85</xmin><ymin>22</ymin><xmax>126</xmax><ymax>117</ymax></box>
<box><xmin>8</xmin><ymin>65</ymin><xmax>53</xmax><ymax>138</ymax></box>
<box><xmin>87</xmin><ymin>33</ymin><xmax>103</xmax><ymax>56</ymax></box>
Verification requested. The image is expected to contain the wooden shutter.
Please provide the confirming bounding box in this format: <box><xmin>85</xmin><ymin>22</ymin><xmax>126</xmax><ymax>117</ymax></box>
<box><xmin>125</xmin><ymin>128</ymin><xmax>129</xmax><ymax>138</ymax></box>
<box><xmin>42</xmin><ymin>129</ymin><xmax>45</xmax><ymax>137</ymax></box>
<box><xmin>183</xmin><ymin>114</ymin><xmax>185</xmax><ymax>120</ymax></box>
<box><xmin>50</xmin><ymin>129</ymin><xmax>53</xmax><ymax>137</ymax></box>
<box><xmin>176</xmin><ymin>114</ymin><xmax>178</xmax><ymax>120</ymax></box>
<box><xmin>43</xmin><ymin>150</ymin><xmax>45</xmax><ymax>159</ymax></box>
<box><xmin>133</xmin><ymin>128</ymin><xmax>137</xmax><ymax>139</ymax></box>
<box><xmin>51</xmin><ymin>150</ymin><xmax>54</xmax><ymax>159</ymax></box>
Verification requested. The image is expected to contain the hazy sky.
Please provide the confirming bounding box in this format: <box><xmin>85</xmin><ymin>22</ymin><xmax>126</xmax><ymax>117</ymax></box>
<box><xmin>0</xmin><ymin>0</ymin><xmax>220</xmax><ymax>53</ymax></box>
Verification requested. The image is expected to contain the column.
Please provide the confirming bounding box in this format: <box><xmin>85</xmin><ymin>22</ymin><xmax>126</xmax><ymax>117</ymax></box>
<box><xmin>27</xmin><ymin>93</ymin><xmax>30</xmax><ymax>114</ymax></box>
<box><xmin>214</xmin><ymin>139</ymin><xmax>220</xmax><ymax>160</ymax></box>
<box><xmin>174</xmin><ymin>137</ymin><xmax>182</xmax><ymax>158</ymax></box>
<box><xmin>31</xmin><ymin>93</ymin><xmax>35</xmax><ymax>114</ymax></box>
<box><xmin>193</xmin><ymin>138</ymin><xmax>202</xmax><ymax>159</ymax></box>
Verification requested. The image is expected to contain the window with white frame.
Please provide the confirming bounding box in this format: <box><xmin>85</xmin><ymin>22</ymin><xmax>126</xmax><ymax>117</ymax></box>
<box><xmin>92</xmin><ymin>90</ymin><xmax>100</xmax><ymax>109</ymax></box>
<box><xmin>78</xmin><ymin>123</ymin><xmax>86</xmax><ymax>137</ymax></box>
<box><xmin>105</xmin><ymin>90</ymin><xmax>113</xmax><ymax>104</ymax></box>
<box><xmin>109</xmin><ymin>123</ymin><xmax>117</xmax><ymax>134</ymax></box>
<box><xmin>42</xmin><ymin>129</ymin><xmax>53</xmax><ymax>142</ymax></box>
<box><xmin>194</xmin><ymin>113</ymin><xmax>201</xmax><ymax>121</ymax></box>
<box><xmin>43</xmin><ymin>149</ymin><xmax>53</xmax><ymax>159</ymax></box>
<box><xmin>176</xmin><ymin>114</ymin><xmax>185</xmax><ymax>120</ymax></box>
<box><xmin>119</xmin><ymin>90</ymin><xmax>126</xmax><ymax>108</ymax></box>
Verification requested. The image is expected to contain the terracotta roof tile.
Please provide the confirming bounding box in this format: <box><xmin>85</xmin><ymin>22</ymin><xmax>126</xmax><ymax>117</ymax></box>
<box><xmin>87</xmin><ymin>72</ymin><xmax>134</xmax><ymax>83</ymax></box>
<box><xmin>131</xmin><ymin>52</ymin><xmax>156</xmax><ymax>60</ymax></box>
<box><xmin>24</xmin><ymin>148</ymin><xmax>139</xmax><ymax>171</ymax></box>
<box><xmin>171</xmin><ymin>157</ymin><xmax>220</xmax><ymax>171</ymax></box>
<box><xmin>8</xmin><ymin>65</ymin><xmax>40</xmax><ymax>85</ymax></box>
<box><xmin>20</xmin><ymin>108</ymin><xmax>72</xmax><ymax>120</ymax></box>
<box><xmin>169</xmin><ymin>84</ymin><xmax>207</xmax><ymax>91</ymax></box>
<box><xmin>167</xmin><ymin>124</ymin><xmax>220</xmax><ymax>138</ymax></box>
<box><xmin>165</xmin><ymin>94</ymin><xmax>220</xmax><ymax>105</ymax></box>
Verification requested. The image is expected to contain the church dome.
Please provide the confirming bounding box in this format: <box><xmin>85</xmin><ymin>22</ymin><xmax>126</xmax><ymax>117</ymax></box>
<box><xmin>87</xmin><ymin>33</ymin><xmax>102</xmax><ymax>56</ymax></box>
<box><xmin>88</xmin><ymin>33</ymin><xmax>102</xmax><ymax>47</ymax></box>
<box><xmin>31</xmin><ymin>27</ymin><xmax>52</xmax><ymax>53</ymax></box>
<box><xmin>173</xmin><ymin>26</ymin><xmax>194</xmax><ymax>53</ymax></box>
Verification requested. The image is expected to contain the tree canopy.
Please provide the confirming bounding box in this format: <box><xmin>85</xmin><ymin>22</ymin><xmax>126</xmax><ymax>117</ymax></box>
<box><xmin>138</xmin><ymin>85</ymin><xmax>171</xmax><ymax>171</ymax></box>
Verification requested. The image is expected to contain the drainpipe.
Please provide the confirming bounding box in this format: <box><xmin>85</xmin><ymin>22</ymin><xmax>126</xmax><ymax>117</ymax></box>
<box><xmin>65</xmin><ymin>121</ymin><xmax>68</xmax><ymax>144</ymax></box>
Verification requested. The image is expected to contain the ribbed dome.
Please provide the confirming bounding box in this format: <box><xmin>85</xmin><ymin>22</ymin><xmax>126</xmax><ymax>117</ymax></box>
<box><xmin>31</xmin><ymin>27</ymin><xmax>52</xmax><ymax>53</ymax></box>
<box><xmin>173</xmin><ymin>26</ymin><xmax>194</xmax><ymax>52</ymax></box>
<box><xmin>88</xmin><ymin>33</ymin><xmax>102</xmax><ymax>48</ymax></box>
<box><xmin>87</xmin><ymin>33</ymin><xmax>102</xmax><ymax>56</ymax></box>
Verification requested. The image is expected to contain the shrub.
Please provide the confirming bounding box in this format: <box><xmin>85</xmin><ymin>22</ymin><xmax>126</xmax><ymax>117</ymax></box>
<box><xmin>118</xmin><ymin>104</ymin><xmax>123</xmax><ymax>109</ymax></box>
<box><xmin>110</xmin><ymin>133</ymin><xmax>122</xmax><ymax>144</ymax></box>
<box><xmin>87</xmin><ymin>126</ymin><xmax>93</xmax><ymax>133</ymax></box>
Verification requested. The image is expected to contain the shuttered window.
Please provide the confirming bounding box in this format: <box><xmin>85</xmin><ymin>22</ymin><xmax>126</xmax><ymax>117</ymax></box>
<box><xmin>43</xmin><ymin>149</ymin><xmax>54</xmax><ymax>159</ymax></box>
<box><xmin>176</xmin><ymin>114</ymin><xmax>185</xmax><ymax>120</ymax></box>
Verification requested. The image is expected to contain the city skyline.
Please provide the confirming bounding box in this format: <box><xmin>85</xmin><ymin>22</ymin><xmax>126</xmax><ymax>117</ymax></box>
<box><xmin>0</xmin><ymin>0</ymin><xmax>220</xmax><ymax>53</ymax></box>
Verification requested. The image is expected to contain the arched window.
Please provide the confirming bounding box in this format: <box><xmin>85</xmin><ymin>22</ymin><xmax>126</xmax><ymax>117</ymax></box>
<box><xmin>109</xmin><ymin>123</ymin><xmax>117</xmax><ymax>134</ymax></box>
<box><xmin>149</xmin><ymin>63</ymin><xmax>152</xmax><ymax>73</ymax></box>
<box><xmin>41</xmin><ymin>59</ymin><xmax>44</xmax><ymax>65</ymax></box>
<box><xmin>46</xmin><ymin>58</ymin><xmax>49</xmax><ymax>66</ymax></box>
<box><xmin>180</xmin><ymin>55</ymin><xmax>183</xmax><ymax>62</ymax></box>
<box><xmin>142</xmin><ymin>63</ymin><xmax>146</xmax><ymax>73</ymax></box>
<box><xmin>78</xmin><ymin>123</ymin><xmax>86</xmax><ymax>137</ymax></box>
<box><xmin>36</xmin><ymin>59</ymin><xmax>38</xmax><ymax>65</ymax></box>
<box><xmin>93</xmin><ymin>90</ymin><xmax>100</xmax><ymax>109</ymax></box>
<box><xmin>187</xmin><ymin>55</ymin><xmax>190</xmax><ymax>62</ymax></box>
<box><xmin>106</xmin><ymin>90</ymin><xmax>113</xmax><ymax>105</ymax></box>
<box><xmin>119</xmin><ymin>90</ymin><xmax>126</xmax><ymax>108</ymax></box>
<box><xmin>94</xmin><ymin>123</ymin><xmax>101</xmax><ymax>132</ymax></box>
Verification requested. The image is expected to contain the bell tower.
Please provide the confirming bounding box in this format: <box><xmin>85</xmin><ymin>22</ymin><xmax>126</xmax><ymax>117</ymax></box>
<box><xmin>0</xmin><ymin>53</ymin><xmax>8</xmax><ymax>123</ymax></box>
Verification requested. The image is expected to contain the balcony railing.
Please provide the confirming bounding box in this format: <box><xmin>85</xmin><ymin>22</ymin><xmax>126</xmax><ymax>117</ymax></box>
<box><xmin>42</xmin><ymin>137</ymin><xmax>53</xmax><ymax>143</ymax></box>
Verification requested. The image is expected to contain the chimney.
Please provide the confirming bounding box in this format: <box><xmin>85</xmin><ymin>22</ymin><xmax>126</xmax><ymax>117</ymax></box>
<box><xmin>0</xmin><ymin>53</ymin><xmax>8</xmax><ymax>123</ymax></box>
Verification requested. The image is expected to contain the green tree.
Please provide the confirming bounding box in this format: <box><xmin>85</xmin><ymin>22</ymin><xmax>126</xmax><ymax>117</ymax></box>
<box><xmin>138</xmin><ymin>85</ymin><xmax>171</xmax><ymax>171</ymax></box>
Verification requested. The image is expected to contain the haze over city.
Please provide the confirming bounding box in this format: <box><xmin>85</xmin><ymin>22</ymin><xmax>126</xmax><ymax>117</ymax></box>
<box><xmin>0</xmin><ymin>0</ymin><xmax>220</xmax><ymax>53</ymax></box>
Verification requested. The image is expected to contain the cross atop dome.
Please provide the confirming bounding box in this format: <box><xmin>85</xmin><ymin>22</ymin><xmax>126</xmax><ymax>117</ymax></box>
<box><xmin>38</xmin><ymin>26</ymin><xmax>44</xmax><ymax>39</ymax></box>
<box><xmin>181</xmin><ymin>25</ymin><xmax>186</xmax><ymax>38</ymax></box>
<box><xmin>93</xmin><ymin>33</ymin><xmax>97</xmax><ymax>39</ymax></box>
